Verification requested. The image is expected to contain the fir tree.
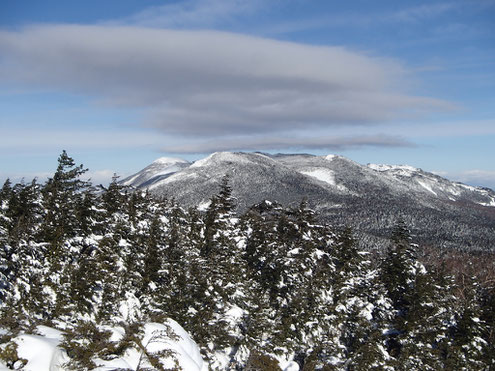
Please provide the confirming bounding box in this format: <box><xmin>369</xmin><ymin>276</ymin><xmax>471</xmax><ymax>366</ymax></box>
<box><xmin>40</xmin><ymin>151</ymin><xmax>90</xmax><ymax>281</ymax></box>
<box><xmin>444</xmin><ymin>275</ymin><xmax>488</xmax><ymax>369</ymax></box>
<box><xmin>95</xmin><ymin>236</ymin><xmax>124</xmax><ymax>321</ymax></box>
<box><xmin>380</xmin><ymin>220</ymin><xmax>419</xmax><ymax>359</ymax></box>
<box><xmin>101</xmin><ymin>173</ymin><xmax>125</xmax><ymax>217</ymax></box>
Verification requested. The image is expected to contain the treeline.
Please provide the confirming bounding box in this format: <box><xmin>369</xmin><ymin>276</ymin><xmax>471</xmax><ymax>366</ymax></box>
<box><xmin>0</xmin><ymin>151</ymin><xmax>494</xmax><ymax>370</ymax></box>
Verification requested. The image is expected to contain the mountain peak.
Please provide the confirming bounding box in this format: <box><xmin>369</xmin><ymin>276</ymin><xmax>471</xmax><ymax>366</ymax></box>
<box><xmin>190</xmin><ymin>151</ymin><xmax>267</xmax><ymax>168</ymax></box>
<box><xmin>152</xmin><ymin>157</ymin><xmax>189</xmax><ymax>165</ymax></box>
<box><xmin>325</xmin><ymin>154</ymin><xmax>338</xmax><ymax>161</ymax></box>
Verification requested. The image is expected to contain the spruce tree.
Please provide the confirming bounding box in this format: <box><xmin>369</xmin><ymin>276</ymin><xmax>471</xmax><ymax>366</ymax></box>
<box><xmin>155</xmin><ymin>204</ymin><xmax>190</xmax><ymax>324</ymax></box>
<box><xmin>40</xmin><ymin>150</ymin><xmax>90</xmax><ymax>287</ymax></box>
<box><xmin>95</xmin><ymin>236</ymin><xmax>124</xmax><ymax>321</ymax></box>
<box><xmin>0</xmin><ymin>180</ymin><xmax>12</xmax><ymax>302</ymax></box>
<box><xmin>380</xmin><ymin>220</ymin><xmax>418</xmax><ymax>359</ymax></box>
<box><xmin>479</xmin><ymin>285</ymin><xmax>495</xmax><ymax>367</ymax></box>
<box><xmin>444</xmin><ymin>276</ymin><xmax>488</xmax><ymax>369</ymax></box>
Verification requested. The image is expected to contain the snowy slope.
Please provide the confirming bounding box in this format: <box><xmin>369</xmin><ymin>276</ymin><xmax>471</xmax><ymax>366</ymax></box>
<box><xmin>122</xmin><ymin>152</ymin><xmax>495</xmax><ymax>251</ymax></box>
<box><xmin>121</xmin><ymin>157</ymin><xmax>190</xmax><ymax>188</ymax></box>
<box><xmin>140</xmin><ymin>152</ymin><xmax>334</xmax><ymax>211</ymax></box>
<box><xmin>367</xmin><ymin>163</ymin><xmax>495</xmax><ymax>207</ymax></box>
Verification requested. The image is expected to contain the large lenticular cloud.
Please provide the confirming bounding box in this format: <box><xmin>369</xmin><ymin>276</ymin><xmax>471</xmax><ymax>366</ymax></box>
<box><xmin>0</xmin><ymin>25</ymin><xmax>452</xmax><ymax>137</ymax></box>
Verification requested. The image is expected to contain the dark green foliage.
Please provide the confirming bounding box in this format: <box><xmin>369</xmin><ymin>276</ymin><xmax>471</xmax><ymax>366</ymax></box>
<box><xmin>140</xmin><ymin>216</ymin><xmax>164</xmax><ymax>296</ymax></box>
<box><xmin>381</xmin><ymin>220</ymin><xmax>417</xmax><ymax>312</ymax></box>
<box><xmin>245</xmin><ymin>351</ymin><xmax>281</xmax><ymax>371</ymax></box>
<box><xmin>479</xmin><ymin>286</ymin><xmax>495</xmax><ymax>366</ymax></box>
<box><xmin>41</xmin><ymin>150</ymin><xmax>90</xmax><ymax>243</ymax></box>
<box><xmin>0</xmin><ymin>341</ymin><xmax>27</xmax><ymax>370</ymax></box>
<box><xmin>61</xmin><ymin>321</ymin><xmax>113</xmax><ymax>370</ymax></box>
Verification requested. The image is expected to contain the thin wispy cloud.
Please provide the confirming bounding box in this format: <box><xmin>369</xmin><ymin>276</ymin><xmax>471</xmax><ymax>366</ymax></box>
<box><xmin>325</xmin><ymin>119</ymin><xmax>495</xmax><ymax>139</ymax></box>
<box><xmin>0</xmin><ymin>24</ymin><xmax>452</xmax><ymax>150</ymax></box>
<box><xmin>261</xmin><ymin>2</ymin><xmax>463</xmax><ymax>36</ymax></box>
<box><xmin>163</xmin><ymin>135</ymin><xmax>414</xmax><ymax>153</ymax></box>
<box><xmin>390</xmin><ymin>3</ymin><xmax>457</xmax><ymax>23</ymax></box>
<box><xmin>116</xmin><ymin>0</ymin><xmax>262</xmax><ymax>29</ymax></box>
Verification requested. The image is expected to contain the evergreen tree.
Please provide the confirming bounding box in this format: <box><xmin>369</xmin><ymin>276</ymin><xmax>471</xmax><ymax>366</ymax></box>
<box><xmin>328</xmin><ymin>228</ymin><xmax>391</xmax><ymax>369</ymax></box>
<box><xmin>379</xmin><ymin>221</ymin><xmax>461</xmax><ymax>369</ymax></box>
<box><xmin>101</xmin><ymin>173</ymin><xmax>125</xmax><ymax>217</ymax></box>
<box><xmin>140</xmin><ymin>215</ymin><xmax>164</xmax><ymax>298</ymax></box>
<box><xmin>155</xmin><ymin>204</ymin><xmax>191</xmax><ymax>324</ymax></box>
<box><xmin>189</xmin><ymin>177</ymin><xmax>241</xmax><ymax>353</ymax></box>
<box><xmin>380</xmin><ymin>220</ymin><xmax>419</xmax><ymax>359</ymax></box>
<box><xmin>398</xmin><ymin>267</ymin><xmax>454</xmax><ymax>369</ymax></box>
<box><xmin>443</xmin><ymin>276</ymin><xmax>488</xmax><ymax>369</ymax></box>
<box><xmin>479</xmin><ymin>285</ymin><xmax>495</xmax><ymax>367</ymax></box>
<box><xmin>40</xmin><ymin>151</ymin><xmax>90</xmax><ymax>277</ymax></box>
<box><xmin>95</xmin><ymin>236</ymin><xmax>124</xmax><ymax>321</ymax></box>
<box><xmin>0</xmin><ymin>180</ymin><xmax>13</xmax><ymax>302</ymax></box>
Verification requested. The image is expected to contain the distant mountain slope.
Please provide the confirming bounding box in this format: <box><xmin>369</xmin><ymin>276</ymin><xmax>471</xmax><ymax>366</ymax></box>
<box><xmin>123</xmin><ymin>152</ymin><xmax>495</xmax><ymax>251</ymax></box>
<box><xmin>121</xmin><ymin>157</ymin><xmax>191</xmax><ymax>188</ymax></box>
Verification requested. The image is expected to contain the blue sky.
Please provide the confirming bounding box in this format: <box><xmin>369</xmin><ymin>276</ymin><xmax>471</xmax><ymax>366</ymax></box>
<box><xmin>0</xmin><ymin>0</ymin><xmax>494</xmax><ymax>188</ymax></box>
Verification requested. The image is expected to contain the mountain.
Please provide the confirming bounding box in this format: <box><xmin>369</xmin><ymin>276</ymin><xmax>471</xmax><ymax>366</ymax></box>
<box><xmin>123</xmin><ymin>152</ymin><xmax>495</xmax><ymax>251</ymax></box>
<box><xmin>121</xmin><ymin>157</ymin><xmax>190</xmax><ymax>188</ymax></box>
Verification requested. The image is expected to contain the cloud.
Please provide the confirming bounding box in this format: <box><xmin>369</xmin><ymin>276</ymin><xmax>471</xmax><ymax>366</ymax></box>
<box><xmin>0</xmin><ymin>25</ymin><xmax>452</xmax><ymax>142</ymax></box>
<box><xmin>451</xmin><ymin>169</ymin><xmax>495</xmax><ymax>190</ymax></box>
<box><xmin>86</xmin><ymin>169</ymin><xmax>120</xmax><ymax>185</ymax></box>
<box><xmin>390</xmin><ymin>3</ymin><xmax>457</xmax><ymax>23</ymax></box>
<box><xmin>260</xmin><ymin>2</ymin><xmax>461</xmax><ymax>36</ymax></box>
<box><xmin>118</xmin><ymin>0</ymin><xmax>262</xmax><ymax>29</ymax></box>
<box><xmin>0</xmin><ymin>127</ymin><xmax>165</xmax><ymax>151</ymax></box>
<box><xmin>162</xmin><ymin>134</ymin><xmax>414</xmax><ymax>153</ymax></box>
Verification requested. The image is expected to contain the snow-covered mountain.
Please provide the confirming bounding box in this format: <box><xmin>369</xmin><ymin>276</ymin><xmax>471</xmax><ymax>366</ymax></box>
<box><xmin>121</xmin><ymin>157</ymin><xmax>190</xmax><ymax>188</ymax></box>
<box><xmin>366</xmin><ymin>163</ymin><xmax>495</xmax><ymax>207</ymax></box>
<box><xmin>123</xmin><ymin>152</ymin><xmax>495</xmax><ymax>251</ymax></box>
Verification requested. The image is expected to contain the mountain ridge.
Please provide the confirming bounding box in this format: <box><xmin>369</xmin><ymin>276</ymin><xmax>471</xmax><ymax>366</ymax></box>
<box><xmin>122</xmin><ymin>152</ymin><xmax>495</xmax><ymax>251</ymax></box>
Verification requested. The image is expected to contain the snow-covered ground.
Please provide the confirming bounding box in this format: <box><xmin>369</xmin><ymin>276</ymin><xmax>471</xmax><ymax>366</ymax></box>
<box><xmin>0</xmin><ymin>320</ymin><xmax>206</xmax><ymax>371</ymax></box>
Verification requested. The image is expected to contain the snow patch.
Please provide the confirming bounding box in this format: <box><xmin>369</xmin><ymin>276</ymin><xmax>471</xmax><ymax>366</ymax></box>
<box><xmin>14</xmin><ymin>332</ymin><xmax>68</xmax><ymax>371</ymax></box>
<box><xmin>477</xmin><ymin>197</ymin><xmax>495</xmax><ymax>207</ymax></box>
<box><xmin>152</xmin><ymin>157</ymin><xmax>188</xmax><ymax>165</ymax></box>
<box><xmin>190</xmin><ymin>152</ymin><xmax>252</xmax><ymax>168</ymax></box>
<box><xmin>459</xmin><ymin>183</ymin><xmax>477</xmax><ymax>192</ymax></box>
<box><xmin>417</xmin><ymin>180</ymin><xmax>437</xmax><ymax>196</ymax></box>
<box><xmin>368</xmin><ymin>163</ymin><xmax>419</xmax><ymax>177</ymax></box>
<box><xmin>149</xmin><ymin>172</ymin><xmax>199</xmax><ymax>189</ymax></box>
<box><xmin>197</xmin><ymin>200</ymin><xmax>212</xmax><ymax>211</ymax></box>
<box><xmin>149</xmin><ymin>164</ymin><xmax>188</xmax><ymax>178</ymax></box>
<box><xmin>7</xmin><ymin>321</ymin><xmax>205</xmax><ymax>371</ymax></box>
<box><xmin>283</xmin><ymin>362</ymin><xmax>300</xmax><ymax>371</ymax></box>
<box><xmin>301</xmin><ymin>168</ymin><xmax>336</xmax><ymax>186</ymax></box>
<box><xmin>118</xmin><ymin>292</ymin><xmax>142</xmax><ymax>321</ymax></box>
<box><xmin>97</xmin><ymin>321</ymin><xmax>205</xmax><ymax>371</ymax></box>
<box><xmin>122</xmin><ymin>173</ymin><xmax>140</xmax><ymax>185</ymax></box>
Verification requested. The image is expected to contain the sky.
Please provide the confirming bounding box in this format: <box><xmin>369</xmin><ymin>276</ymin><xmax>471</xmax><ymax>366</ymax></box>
<box><xmin>0</xmin><ymin>0</ymin><xmax>494</xmax><ymax>188</ymax></box>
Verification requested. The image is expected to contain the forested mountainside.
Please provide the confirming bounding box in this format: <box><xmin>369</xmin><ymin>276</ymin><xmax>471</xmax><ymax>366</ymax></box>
<box><xmin>122</xmin><ymin>152</ymin><xmax>495</xmax><ymax>253</ymax></box>
<box><xmin>1</xmin><ymin>152</ymin><xmax>494</xmax><ymax>370</ymax></box>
